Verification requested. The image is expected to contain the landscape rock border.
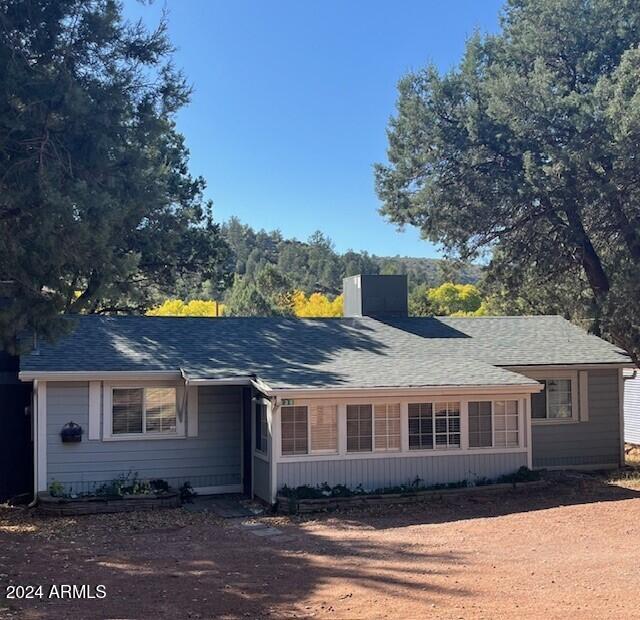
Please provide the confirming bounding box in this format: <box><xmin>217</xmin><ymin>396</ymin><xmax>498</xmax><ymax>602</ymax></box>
<box><xmin>277</xmin><ymin>480</ymin><xmax>549</xmax><ymax>514</ymax></box>
<box><xmin>37</xmin><ymin>491</ymin><xmax>181</xmax><ymax>516</ymax></box>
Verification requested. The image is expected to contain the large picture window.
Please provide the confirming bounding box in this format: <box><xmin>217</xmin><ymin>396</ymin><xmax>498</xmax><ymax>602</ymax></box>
<box><xmin>112</xmin><ymin>387</ymin><xmax>176</xmax><ymax>436</ymax></box>
<box><xmin>281</xmin><ymin>406</ymin><xmax>309</xmax><ymax>455</ymax></box>
<box><xmin>346</xmin><ymin>404</ymin><xmax>373</xmax><ymax>452</ymax></box>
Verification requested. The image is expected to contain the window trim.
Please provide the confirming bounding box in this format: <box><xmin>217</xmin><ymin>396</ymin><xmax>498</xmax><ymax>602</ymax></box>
<box><xmin>525</xmin><ymin>371</ymin><xmax>580</xmax><ymax>425</ymax></box>
<box><xmin>103</xmin><ymin>383</ymin><xmax>186</xmax><ymax>441</ymax></box>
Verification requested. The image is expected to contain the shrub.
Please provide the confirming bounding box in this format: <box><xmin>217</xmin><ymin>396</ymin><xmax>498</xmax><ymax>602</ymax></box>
<box><xmin>279</xmin><ymin>467</ymin><xmax>540</xmax><ymax>499</ymax></box>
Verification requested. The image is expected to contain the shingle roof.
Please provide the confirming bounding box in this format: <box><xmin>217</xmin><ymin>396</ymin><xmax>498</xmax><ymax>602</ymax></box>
<box><xmin>386</xmin><ymin>315</ymin><xmax>630</xmax><ymax>366</ymax></box>
<box><xmin>20</xmin><ymin>314</ymin><xmax>629</xmax><ymax>389</ymax></box>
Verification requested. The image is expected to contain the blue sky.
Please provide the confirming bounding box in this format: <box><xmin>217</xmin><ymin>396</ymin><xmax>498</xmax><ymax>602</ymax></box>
<box><xmin>124</xmin><ymin>0</ymin><xmax>504</xmax><ymax>257</ymax></box>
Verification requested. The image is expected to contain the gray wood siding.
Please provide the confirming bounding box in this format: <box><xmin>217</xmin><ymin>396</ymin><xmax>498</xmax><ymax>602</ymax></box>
<box><xmin>277</xmin><ymin>451</ymin><xmax>527</xmax><ymax>491</ymax></box>
<box><xmin>624</xmin><ymin>375</ymin><xmax>640</xmax><ymax>445</ymax></box>
<box><xmin>532</xmin><ymin>369</ymin><xmax>621</xmax><ymax>468</ymax></box>
<box><xmin>47</xmin><ymin>382</ymin><xmax>242</xmax><ymax>493</ymax></box>
<box><xmin>253</xmin><ymin>456</ymin><xmax>270</xmax><ymax>502</ymax></box>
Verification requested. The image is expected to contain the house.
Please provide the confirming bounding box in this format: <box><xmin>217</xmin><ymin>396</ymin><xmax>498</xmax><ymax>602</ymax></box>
<box><xmin>624</xmin><ymin>369</ymin><xmax>640</xmax><ymax>445</ymax></box>
<box><xmin>18</xmin><ymin>275</ymin><xmax>632</xmax><ymax>504</ymax></box>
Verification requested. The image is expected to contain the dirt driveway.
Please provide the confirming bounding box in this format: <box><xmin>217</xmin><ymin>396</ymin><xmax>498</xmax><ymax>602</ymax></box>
<box><xmin>1</xmin><ymin>474</ymin><xmax>640</xmax><ymax>619</ymax></box>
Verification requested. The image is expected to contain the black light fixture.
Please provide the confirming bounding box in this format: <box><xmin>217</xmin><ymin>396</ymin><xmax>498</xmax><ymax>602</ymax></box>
<box><xmin>60</xmin><ymin>421</ymin><xmax>83</xmax><ymax>443</ymax></box>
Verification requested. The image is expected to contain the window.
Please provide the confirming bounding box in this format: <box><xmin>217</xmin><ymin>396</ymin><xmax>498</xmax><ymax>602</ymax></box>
<box><xmin>494</xmin><ymin>400</ymin><xmax>519</xmax><ymax>447</ymax></box>
<box><xmin>374</xmin><ymin>404</ymin><xmax>401</xmax><ymax>451</ymax></box>
<box><xmin>468</xmin><ymin>401</ymin><xmax>492</xmax><ymax>448</ymax></box>
<box><xmin>255</xmin><ymin>403</ymin><xmax>268</xmax><ymax>454</ymax></box>
<box><xmin>310</xmin><ymin>405</ymin><xmax>338</xmax><ymax>453</ymax></box>
<box><xmin>409</xmin><ymin>402</ymin><xmax>460</xmax><ymax>449</ymax></box>
<box><xmin>281</xmin><ymin>406</ymin><xmax>308</xmax><ymax>455</ymax></box>
<box><xmin>468</xmin><ymin>400</ymin><xmax>519</xmax><ymax>448</ymax></box>
<box><xmin>408</xmin><ymin>403</ymin><xmax>433</xmax><ymax>450</ymax></box>
<box><xmin>532</xmin><ymin>379</ymin><xmax>574</xmax><ymax>420</ymax></box>
<box><xmin>434</xmin><ymin>402</ymin><xmax>461</xmax><ymax>448</ymax></box>
<box><xmin>347</xmin><ymin>404</ymin><xmax>372</xmax><ymax>452</ymax></box>
<box><xmin>112</xmin><ymin>387</ymin><xmax>176</xmax><ymax>436</ymax></box>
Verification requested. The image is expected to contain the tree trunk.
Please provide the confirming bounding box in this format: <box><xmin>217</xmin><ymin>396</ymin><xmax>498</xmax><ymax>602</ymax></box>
<box><xmin>561</xmin><ymin>206</ymin><xmax>610</xmax><ymax>298</ymax></box>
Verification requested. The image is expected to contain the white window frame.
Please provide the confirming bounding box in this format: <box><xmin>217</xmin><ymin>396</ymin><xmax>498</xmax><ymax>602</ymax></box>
<box><xmin>525</xmin><ymin>370</ymin><xmax>579</xmax><ymax>425</ymax></box>
<box><xmin>103</xmin><ymin>383</ymin><xmax>185</xmax><ymax>441</ymax></box>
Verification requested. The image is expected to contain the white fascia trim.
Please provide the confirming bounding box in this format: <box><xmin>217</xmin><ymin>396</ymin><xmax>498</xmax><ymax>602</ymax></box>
<box><xmin>270</xmin><ymin>384</ymin><xmax>543</xmax><ymax>399</ymax></box>
<box><xmin>19</xmin><ymin>370</ymin><xmax>181</xmax><ymax>382</ymax></box>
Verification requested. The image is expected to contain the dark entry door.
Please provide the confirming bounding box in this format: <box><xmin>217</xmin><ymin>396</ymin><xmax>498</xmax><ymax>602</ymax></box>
<box><xmin>0</xmin><ymin>353</ymin><xmax>33</xmax><ymax>502</ymax></box>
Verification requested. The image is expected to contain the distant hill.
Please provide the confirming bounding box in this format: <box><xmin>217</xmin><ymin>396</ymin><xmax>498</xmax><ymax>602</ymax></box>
<box><xmin>212</xmin><ymin>218</ymin><xmax>483</xmax><ymax>296</ymax></box>
<box><xmin>369</xmin><ymin>256</ymin><xmax>483</xmax><ymax>289</ymax></box>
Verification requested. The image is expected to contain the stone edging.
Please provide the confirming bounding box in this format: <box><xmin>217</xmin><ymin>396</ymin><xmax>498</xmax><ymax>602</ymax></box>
<box><xmin>37</xmin><ymin>492</ymin><xmax>181</xmax><ymax>516</ymax></box>
<box><xmin>277</xmin><ymin>480</ymin><xmax>549</xmax><ymax>514</ymax></box>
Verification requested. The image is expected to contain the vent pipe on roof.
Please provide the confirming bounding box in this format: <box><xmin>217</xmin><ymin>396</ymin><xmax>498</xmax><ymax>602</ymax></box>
<box><xmin>342</xmin><ymin>275</ymin><xmax>408</xmax><ymax>318</ymax></box>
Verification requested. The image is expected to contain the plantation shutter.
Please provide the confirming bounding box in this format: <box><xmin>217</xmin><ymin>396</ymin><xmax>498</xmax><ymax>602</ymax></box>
<box><xmin>310</xmin><ymin>405</ymin><xmax>337</xmax><ymax>452</ymax></box>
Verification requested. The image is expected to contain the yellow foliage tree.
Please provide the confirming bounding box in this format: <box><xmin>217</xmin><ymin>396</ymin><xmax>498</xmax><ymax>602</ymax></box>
<box><xmin>146</xmin><ymin>299</ymin><xmax>225</xmax><ymax>317</ymax></box>
<box><xmin>292</xmin><ymin>291</ymin><xmax>343</xmax><ymax>317</ymax></box>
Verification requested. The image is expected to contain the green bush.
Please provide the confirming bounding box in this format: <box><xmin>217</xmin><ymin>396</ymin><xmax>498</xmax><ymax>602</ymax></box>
<box><xmin>497</xmin><ymin>466</ymin><xmax>540</xmax><ymax>484</ymax></box>
<box><xmin>279</xmin><ymin>467</ymin><xmax>539</xmax><ymax>500</ymax></box>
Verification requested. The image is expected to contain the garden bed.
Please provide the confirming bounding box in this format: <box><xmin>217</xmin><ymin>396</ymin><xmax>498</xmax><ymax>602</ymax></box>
<box><xmin>277</xmin><ymin>480</ymin><xmax>549</xmax><ymax>514</ymax></box>
<box><xmin>37</xmin><ymin>491</ymin><xmax>181</xmax><ymax>516</ymax></box>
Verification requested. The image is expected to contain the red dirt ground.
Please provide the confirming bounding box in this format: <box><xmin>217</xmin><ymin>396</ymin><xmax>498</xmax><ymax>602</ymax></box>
<box><xmin>1</xmin><ymin>475</ymin><xmax>639</xmax><ymax>619</ymax></box>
